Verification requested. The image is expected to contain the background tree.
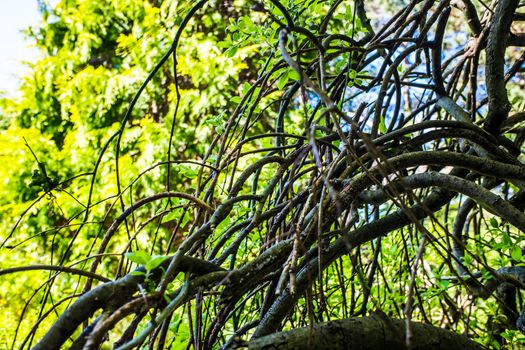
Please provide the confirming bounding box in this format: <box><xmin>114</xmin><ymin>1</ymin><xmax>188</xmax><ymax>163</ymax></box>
<box><xmin>1</xmin><ymin>0</ymin><xmax>525</xmax><ymax>349</ymax></box>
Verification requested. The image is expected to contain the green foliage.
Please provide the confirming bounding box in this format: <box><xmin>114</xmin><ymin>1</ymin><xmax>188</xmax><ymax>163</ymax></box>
<box><xmin>126</xmin><ymin>250</ymin><xmax>167</xmax><ymax>272</ymax></box>
<box><xmin>0</xmin><ymin>0</ymin><xmax>255</xmax><ymax>346</ymax></box>
<box><xmin>1</xmin><ymin>1</ymin><xmax>525</xmax><ymax>349</ymax></box>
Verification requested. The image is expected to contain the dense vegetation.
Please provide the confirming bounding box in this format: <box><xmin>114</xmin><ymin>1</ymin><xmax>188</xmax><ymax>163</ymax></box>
<box><xmin>1</xmin><ymin>0</ymin><xmax>525</xmax><ymax>349</ymax></box>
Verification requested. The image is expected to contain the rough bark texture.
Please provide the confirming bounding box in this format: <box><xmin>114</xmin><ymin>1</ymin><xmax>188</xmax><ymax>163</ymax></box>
<box><xmin>246</xmin><ymin>317</ymin><xmax>484</xmax><ymax>350</ymax></box>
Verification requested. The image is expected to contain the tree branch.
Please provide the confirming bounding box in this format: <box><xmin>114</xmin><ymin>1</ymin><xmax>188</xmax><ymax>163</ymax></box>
<box><xmin>484</xmin><ymin>0</ymin><xmax>519</xmax><ymax>134</ymax></box>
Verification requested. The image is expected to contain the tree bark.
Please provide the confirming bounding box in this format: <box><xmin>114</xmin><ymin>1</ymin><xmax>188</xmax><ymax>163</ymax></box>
<box><xmin>246</xmin><ymin>317</ymin><xmax>484</xmax><ymax>350</ymax></box>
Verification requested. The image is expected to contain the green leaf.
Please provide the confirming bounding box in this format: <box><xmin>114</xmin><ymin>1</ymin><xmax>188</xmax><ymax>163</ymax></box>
<box><xmin>379</xmin><ymin>116</ymin><xmax>387</xmax><ymax>134</ymax></box>
<box><xmin>511</xmin><ymin>246</ymin><xmax>522</xmax><ymax>261</ymax></box>
<box><xmin>289</xmin><ymin>70</ymin><xmax>300</xmax><ymax>81</ymax></box>
<box><xmin>241</xmin><ymin>82</ymin><xmax>251</xmax><ymax>95</ymax></box>
<box><xmin>502</xmin><ymin>232</ymin><xmax>511</xmax><ymax>246</ymax></box>
<box><xmin>125</xmin><ymin>251</ymin><xmax>151</xmax><ymax>265</ymax></box>
<box><xmin>230</xmin><ymin>96</ymin><xmax>242</xmax><ymax>103</ymax></box>
<box><xmin>389</xmin><ymin>244</ymin><xmax>398</xmax><ymax>254</ymax></box>
<box><xmin>180</xmin><ymin>211</ymin><xmax>191</xmax><ymax>228</ymax></box>
<box><xmin>489</xmin><ymin>217</ymin><xmax>498</xmax><ymax>228</ymax></box>
<box><xmin>224</xmin><ymin>44</ymin><xmax>239</xmax><ymax>57</ymax></box>
<box><xmin>277</xmin><ymin>71</ymin><xmax>289</xmax><ymax>90</ymax></box>
<box><xmin>176</xmin><ymin>165</ymin><xmax>198</xmax><ymax>179</ymax></box>
<box><xmin>145</xmin><ymin>255</ymin><xmax>168</xmax><ymax>271</ymax></box>
<box><xmin>130</xmin><ymin>270</ymin><xmax>146</xmax><ymax>277</ymax></box>
<box><xmin>462</xmin><ymin>254</ymin><xmax>473</xmax><ymax>267</ymax></box>
<box><xmin>162</xmin><ymin>208</ymin><xmax>181</xmax><ymax>224</ymax></box>
<box><xmin>438</xmin><ymin>279</ymin><xmax>449</xmax><ymax>290</ymax></box>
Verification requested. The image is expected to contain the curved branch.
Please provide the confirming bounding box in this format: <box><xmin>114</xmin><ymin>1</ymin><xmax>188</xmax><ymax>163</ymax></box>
<box><xmin>248</xmin><ymin>316</ymin><xmax>483</xmax><ymax>350</ymax></box>
<box><xmin>33</xmin><ymin>256</ymin><xmax>224</xmax><ymax>350</ymax></box>
<box><xmin>87</xmin><ymin>191</ymin><xmax>213</xmax><ymax>280</ymax></box>
<box><xmin>484</xmin><ymin>0</ymin><xmax>519</xmax><ymax>134</ymax></box>
<box><xmin>356</xmin><ymin>171</ymin><xmax>525</xmax><ymax>232</ymax></box>
<box><xmin>0</xmin><ymin>265</ymin><xmax>110</xmax><ymax>282</ymax></box>
<box><xmin>254</xmin><ymin>185</ymin><xmax>458</xmax><ymax>337</ymax></box>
